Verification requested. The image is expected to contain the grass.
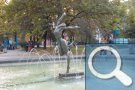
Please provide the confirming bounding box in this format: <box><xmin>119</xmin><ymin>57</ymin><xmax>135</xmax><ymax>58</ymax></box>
<box><xmin>34</xmin><ymin>45</ymin><xmax>85</xmax><ymax>55</ymax></box>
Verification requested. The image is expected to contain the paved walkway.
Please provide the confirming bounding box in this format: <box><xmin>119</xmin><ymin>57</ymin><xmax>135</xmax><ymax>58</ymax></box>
<box><xmin>0</xmin><ymin>46</ymin><xmax>134</xmax><ymax>64</ymax></box>
<box><xmin>0</xmin><ymin>49</ymin><xmax>26</xmax><ymax>56</ymax></box>
<box><xmin>0</xmin><ymin>49</ymin><xmax>31</xmax><ymax>63</ymax></box>
<box><xmin>0</xmin><ymin>49</ymin><xmax>84</xmax><ymax>64</ymax></box>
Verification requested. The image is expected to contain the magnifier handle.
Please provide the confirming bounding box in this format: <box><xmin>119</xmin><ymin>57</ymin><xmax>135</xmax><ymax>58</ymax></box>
<box><xmin>115</xmin><ymin>71</ymin><xmax>132</xmax><ymax>86</ymax></box>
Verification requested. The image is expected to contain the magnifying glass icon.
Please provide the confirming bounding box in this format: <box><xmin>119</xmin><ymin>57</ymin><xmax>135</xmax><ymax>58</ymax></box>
<box><xmin>88</xmin><ymin>46</ymin><xmax>132</xmax><ymax>86</ymax></box>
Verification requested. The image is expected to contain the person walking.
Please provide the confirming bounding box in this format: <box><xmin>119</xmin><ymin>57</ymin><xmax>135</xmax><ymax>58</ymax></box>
<box><xmin>9</xmin><ymin>39</ymin><xmax>13</xmax><ymax>50</ymax></box>
<box><xmin>100</xmin><ymin>36</ymin><xmax>108</xmax><ymax>55</ymax></box>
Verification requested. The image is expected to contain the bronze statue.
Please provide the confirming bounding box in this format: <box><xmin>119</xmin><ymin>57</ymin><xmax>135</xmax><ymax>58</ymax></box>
<box><xmin>54</xmin><ymin>12</ymin><xmax>79</xmax><ymax>73</ymax></box>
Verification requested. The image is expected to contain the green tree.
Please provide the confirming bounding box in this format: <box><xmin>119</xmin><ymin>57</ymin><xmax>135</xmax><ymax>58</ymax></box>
<box><xmin>4</xmin><ymin>0</ymin><xmax>128</xmax><ymax>43</ymax></box>
<box><xmin>123</xmin><ymin>0</ymin><xmax>135</xmax><ymax>38</ymax></box>
<box><xmin>4</xmin><ymin>0</ymin><xmax>59</xmax><ymax>48</ymax></box>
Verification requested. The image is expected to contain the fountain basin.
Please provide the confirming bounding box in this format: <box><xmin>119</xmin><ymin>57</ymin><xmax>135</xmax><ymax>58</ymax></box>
<box><xmin>59</xmin><ymin>72</ymin><xmax>84</xmax><ymax>79</ymax></box>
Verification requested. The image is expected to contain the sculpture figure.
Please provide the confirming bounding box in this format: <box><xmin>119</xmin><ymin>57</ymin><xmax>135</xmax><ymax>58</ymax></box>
<box><xmin>54</xmin><ymin>12</ymin><xmax>79</xmax><ymax>73</ymax></box>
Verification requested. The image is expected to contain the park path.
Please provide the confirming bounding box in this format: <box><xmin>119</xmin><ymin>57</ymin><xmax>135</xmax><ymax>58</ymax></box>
<box><xmin>0</xmin><ymin>49</ymin><xmax>84</xmax><ymax>64</ymax></box>
<box><xmin>0</xmin><ymin>47</ymin><xmax>134</xmax><ymax>64</ymax></box>
<box><xmin>0</xmin><ymin>49</ymin><xmax>31</xmax><ymax>63</ymax></box>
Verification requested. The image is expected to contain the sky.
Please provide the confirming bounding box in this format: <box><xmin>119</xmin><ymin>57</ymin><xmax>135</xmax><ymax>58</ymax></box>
<box><xmin>5</xmin><ymin>0</ymin><xmax>11</xmax><ymax>4</ymax></box>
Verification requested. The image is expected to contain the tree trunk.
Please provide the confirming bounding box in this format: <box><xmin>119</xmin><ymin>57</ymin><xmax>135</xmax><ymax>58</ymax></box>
<box><xmin>44</xmin><ymin>39</ymin><xmax>46</xmax><ymax>49</ymax></box>
<box><xmin>43</xmin><ymin>31</ymin><xmax>47</xmax><ymax>49</ymax></box>
<box><xmin>36</xmin><ymin>36</ymin><xmax>40</xmax><ymax>48</ymax></box>
<box><xmin>14</xmin><ymin>32</ymin><xmax>17</xmax><ymax>48</ymax></box>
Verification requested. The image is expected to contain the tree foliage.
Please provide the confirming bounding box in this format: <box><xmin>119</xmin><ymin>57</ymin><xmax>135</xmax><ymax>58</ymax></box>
<box><xmin>1</xmin><ymin>0</ymin><xmax>133</xmax><ymax>43</ymax></box>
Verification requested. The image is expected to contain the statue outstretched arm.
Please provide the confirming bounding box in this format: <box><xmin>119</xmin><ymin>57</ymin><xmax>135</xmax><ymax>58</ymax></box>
<box><xmin>56</xmin><ymin>12</ymin><xmax>66</xmax><ymax>26</ymax></box>
<box><xmin>64</xmin><ymin>26</ymin><xmax>80</xmax><ymax>29</ymax></box>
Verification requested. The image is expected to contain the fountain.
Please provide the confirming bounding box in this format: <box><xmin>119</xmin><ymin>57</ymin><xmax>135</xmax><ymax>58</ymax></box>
<box><xmin>0</xmin><ymin>12</ymin><xmax>85</xmax><ymax>90</ymax></box>
<box><xmin>0</xmin><ymin>44</ymin><xmax>84</xmax><ymax>90</ymax></box>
